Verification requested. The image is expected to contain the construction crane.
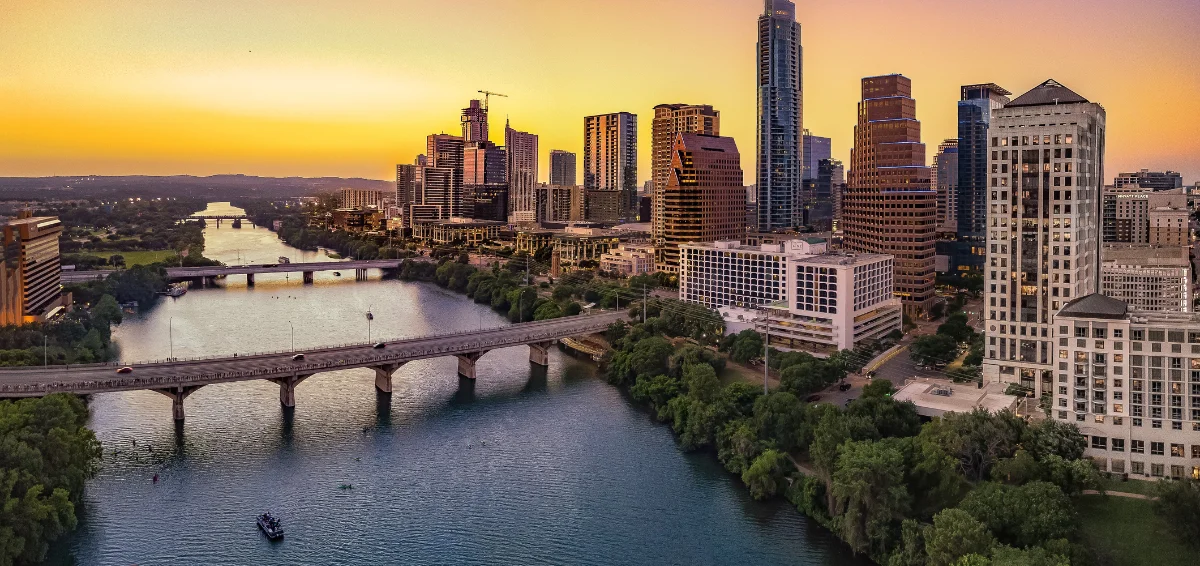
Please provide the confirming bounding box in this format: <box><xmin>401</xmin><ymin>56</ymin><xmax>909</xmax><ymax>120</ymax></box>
<box><xmin>477</xmin><ymin>90</ymin><xmax>508</xmax><ymax>111</ymax></box>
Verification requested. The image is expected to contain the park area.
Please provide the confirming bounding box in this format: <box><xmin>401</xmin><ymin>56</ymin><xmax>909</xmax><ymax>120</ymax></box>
<box><xmin>1075</xmin><ymin>494</ymin><xmax>1194</xmax><ymax>566</ymax></box>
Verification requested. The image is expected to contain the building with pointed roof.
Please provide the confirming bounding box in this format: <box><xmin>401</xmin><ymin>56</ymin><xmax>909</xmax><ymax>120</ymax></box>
<box><xmin>982</xmin><ymin>79</ymin><xmax>1107</xmax><ymax>397</ymax></box>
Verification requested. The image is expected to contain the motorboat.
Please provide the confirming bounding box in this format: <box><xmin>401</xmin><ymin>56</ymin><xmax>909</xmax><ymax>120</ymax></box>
<box><xmin>257</xmin><ymin>512</ymin><xmax>284</xmax><ymax>540</ymax></box>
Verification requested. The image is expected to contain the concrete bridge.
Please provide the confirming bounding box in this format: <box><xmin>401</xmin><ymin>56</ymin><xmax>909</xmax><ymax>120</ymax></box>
<box><xmin>0</xmin><ymin>312</ymin><xmax>624</xmax><ymax>421</ymax></box>
<box><xmin>166</xmin><ymin>259</ymin><xmax>406</xmax><ymax>285</ymax></box>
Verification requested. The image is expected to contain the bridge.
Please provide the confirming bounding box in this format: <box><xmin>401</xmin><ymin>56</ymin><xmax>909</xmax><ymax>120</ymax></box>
<box><xmin>0</xmin><ymin>312</ymin><xmax>625</xmax><ymax>421</ymax></box>
<box><xmin>190</xmin><ymin>215</ymin><xmax>247</xmax><ymax>220</ymax></box>
<box><xmin>166</xmin><ymin>259</ymin><xmax>406</xmax><ymax>285</ymax></box>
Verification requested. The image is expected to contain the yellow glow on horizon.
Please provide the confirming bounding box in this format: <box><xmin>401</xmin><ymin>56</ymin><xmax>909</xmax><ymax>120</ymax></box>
<box><xmin>1</xmin><ymin>0</ymin><xmax>1198</xmax><ymax>183</ymax></box>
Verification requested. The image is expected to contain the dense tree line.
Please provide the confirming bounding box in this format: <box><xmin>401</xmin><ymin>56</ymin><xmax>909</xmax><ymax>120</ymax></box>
<box><xmin>0</xmin><ymin>394</ymin><xmax>102</xmax><ymax>565</ymax></box>
<box><xmin>603</xmin><ymin>315</ymin><xmax>1110</xmax><ymax>566</ymax></box>
<box><xmin>0</xmin><ymin>296</ymin><xmax>122</xmax><ymax>366</ymax></box>
<box><xmin>46</xmin><ymin>199</ymin><xmax>210</xmax><ymax>258</ymax></box>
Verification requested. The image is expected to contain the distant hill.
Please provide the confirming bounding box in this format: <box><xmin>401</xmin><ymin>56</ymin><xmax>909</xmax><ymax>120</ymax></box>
<box><xmin>0</xmin><ymin>175</ymin><xmax>392</xmax><ymax>201</ymax></box>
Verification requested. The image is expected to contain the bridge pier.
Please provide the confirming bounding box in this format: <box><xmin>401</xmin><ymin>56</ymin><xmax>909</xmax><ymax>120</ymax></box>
<box><xmin>355</xmin><ymin>268</ymin><xmax>367</xmax><ymax>281</ymax></box>
<box><xmin>455</xmin><ymin>351</ymin><xmax>489</xmax><ymax>380</ymax></box>
<box><xmin>154</xmin><ymin>385</ymin><xmax>204</xmax><ymax>422</ymax></box>
<box><xmin>246</xmin><ymin>273</ymin><xmax>255</xmax><ymax>287</ymax></box>
<box><xmin>270</xmin><ymin>374</ymin><xmax>311</xmax><ymax>408</ymax></box>
<box><xmin>372</xmin><ymin>363</ymin><xmax>405</xmax><ymax>394</ymax></box>
<box><xmin>303</xmin><ymin>271</ymin><xmax>314</xmax><ymax>284</ymax></box>
<box><xmin>528</xmin><ymin>340</ymin><xmax>556</xmax><ymax>367</ymax></box>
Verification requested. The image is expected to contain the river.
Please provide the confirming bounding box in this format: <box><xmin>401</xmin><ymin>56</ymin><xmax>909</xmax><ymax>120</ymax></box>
<box><xmin>51</xmin><ymin>203</ymin><xmax>865</xmax><ymax>565</ymax></box>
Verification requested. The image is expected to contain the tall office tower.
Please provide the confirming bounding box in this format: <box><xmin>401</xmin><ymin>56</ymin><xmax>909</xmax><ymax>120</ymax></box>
<box><xmin>659</xmin><ymin>133</ymin><xmax>747</xmax><ymax>270</ymax></box>
<box><xmin>843</xmin><ymin>75</ymin><xmax>936</xmax><ymax>314</ymax></box>
<box><xmin>461</xmin><ymin>99</ymin><xmax>489</xmax><ymax>144</ymax></box>
<box><xmin>396</xmin><ymin>163</ymin><xmax>421</xmax><ymax>207</ymax></box>
<box><xmin>549</xmin><ymin>150</ymin><xmax>577</xmax><ymax>187</ymax></box>
<box><xmin>802</xmin><ymin>131</ymin><xmax>830</xmax><ymax>181</ymax></box>
<box><xmin>463</xmin><ymin>142</ymin><xmax>508</xmax><ymax>221</ymax></box>
<box><xmin>954</xmin><ymin>84</ymin><xmax>1012</xmax><ymax>275</ymax></box>
<box><xmin>756</xmin><ymin>0</ymin><xmax>803</xmax><ymax>232</ymax></box>
<box><xmin>1</xmin><ymin>213</ymin><xmax>63</xmax><ymax>322</ymax></box>
<box><xmin>506</xmin><ymin>123</ymin><xmax>539</xmax><ymax>224</ymax></box>
<box><xmin>583</xmin><ymin>112</ymin><xmax>638</xmax><ymax>221</ymax></box>
<box><xmin>819</xmin><ymin>158</ymin><xmax>845</xmax><ymax>231</ymax></box>
<box><xmin>424</xmin><ymin>134</ymin><xmax>465</xmax><ymax>218</ymax></box>
<box><xmin>652</xmin><ymin>104</ymin><xmax>720</xmax><ymax>248</ymax></box>
<box><xmin>800</xmin><ymin>131</ymin><xmax>832</xmax><ymax>229</ymax></box>
<box><xmin>982</xmin><ymin>79</ymin><xmax>1106</xmax><ymax>396</ymax></box>
<box><xmin>934</xmin><ymin>139</ymin><xmax>960</xmax><ymax>233</ymax></box>
<box><xmin>1114</xmin><ymin>169</ymin><xmax>1183</xmax><ymax>191</ymax></box>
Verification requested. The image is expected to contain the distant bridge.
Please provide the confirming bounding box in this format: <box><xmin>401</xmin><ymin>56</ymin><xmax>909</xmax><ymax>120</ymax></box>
<box><xmin>190</xmin><ymin>215</ymin><xmax>247</xmax><ymax>220</ymax></box>
<box><xmin>166</xmin><ymin>259</ymin><xmax>406</xmax><ymax>285</ymax></box>
<box><xmin>0</xmin><ymin>312</ymin><xmax>625</xmax><ymax>421</ymax></box>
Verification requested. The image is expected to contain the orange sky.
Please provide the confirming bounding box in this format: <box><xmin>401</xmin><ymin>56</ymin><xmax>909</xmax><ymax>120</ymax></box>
<box><xmin>2</xmin><ymin>0</ymin><xmax>1197</xmax><ymax>184</ymax></box>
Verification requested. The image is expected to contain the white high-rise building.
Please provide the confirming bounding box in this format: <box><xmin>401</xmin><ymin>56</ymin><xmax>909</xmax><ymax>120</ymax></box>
<box><xmin>983</xmin><ymin>79</ymin><xmax>1107</xmax><ymax>397</ymax></box>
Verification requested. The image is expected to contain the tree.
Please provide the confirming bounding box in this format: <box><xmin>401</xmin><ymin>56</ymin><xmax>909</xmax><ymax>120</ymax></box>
<box><xmin>831</xmin><ymin>439</ymin><xmax>911</xmax><ymax>556</ymax></box>
<box><xmin>910</xmin><ymin>334</ymin><xmax>959</xmax><ymax>366</ymax></box>
<box><xmin>742</xmin><ymin>449</ymin><xmax>786</xmax><ymax>500</ymax></box>
<box><xmin>957</xmin><ymin>482</ymin><xmax>1075</xmax><ymax>549</ymax></box>
<box><xmin>924</xmin><ymin>509</ymin><xmax>995</xmax><ymax>566</ymax></box>
<box><xmin>1152</xmin><ymin>480</ymin><xmax>1200</xmax><ymax>550</ymax></box>
<box><xmin>1021</xmin><ymin>419</ymin><xmax>1085</xmax><ymax>462</ymax></box>
<box><xmin>862</xmin><ymin>379</ymin><xmax>895</xmax><ymax>399</ymax></box>
<box><xmin>752</xmin><ymin>392</ymin><xmax>807</xmax><ymax>451</ymax></box>
<box><xmin>630</xmin><ymin>374</ymin><xmax>682</xmax><ymax>420</ymax></box>
<box><xmin>533</xmin><ymin>301</ymin><xmax>563</xmax><ymax>321</ymax></box>
<box><xmin>887</xmin><ymin>519</ymin><xmax>929</xmax><ymax>566</ymax></box>
<box><xmin>937</xmin><ymin>313</ymin><xmax>975</xmax><ymax>343</ymax></box>
<box><xmin>682</xmin><ymin>362</ymin><xmax>721</xmax><ymax>403</ymax></box>
<box><xmin>91</xmin><ymin>294</ymin><xmax>123</xmax><ymax>326</ymax></box>
<box><xmin>725</xmin><ymin>330</ymin><xmax>764</xmax><ymax>363</ymax></box>
<box><xmin>921</xmin><ymin>409</ymin><xmax>1026</xmax><ymax>482</ymax></box>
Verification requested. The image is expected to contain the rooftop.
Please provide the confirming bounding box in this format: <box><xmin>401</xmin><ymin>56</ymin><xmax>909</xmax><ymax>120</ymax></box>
<box><xmin>1006</xmin><ymin>79</ymin><xmax>1089</xmax><ymax>108</ymax></box>
<box><xmin>1056</xmin><ymin>293</ymin><xmax>1129</xmax><ymax>320</ymax></box>
<box><xmin>1102</xmin><ymin>244</ymin><xmax>1190</xmax><ymax>265</ymax></box>
<box><xmin>893</xmin><ymin>379</ymin><xmax>1022</xmax><ymax>418</ymax></box>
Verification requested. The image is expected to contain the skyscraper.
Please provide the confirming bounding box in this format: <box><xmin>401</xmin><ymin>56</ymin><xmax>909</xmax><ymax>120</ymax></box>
<box><xmin>756</xmin><ymin>0</ymin><xmax>803</xmax><ymax>232</ymax></box>
<box><xmin>659</xmin><ymin>133</ymin><xmax>746</xmax><ymax>271</ymax></box>
<box><xmin>954</xmin><ymin>84</ymin><xmax>1012</xmax><ymax>275</ymax></box>
<box><xmin>934</xmin><ymin>139</ymin><xmax>959</xmax><ymax>233</ymax></box>
<box><xmin>583</xmin><ymin>112</ymin><xmax>637</xmax><ymax>222</ymax></box>
<box><xmin>549</xmin><ymin>150</ymin><xmax>577</xmax><ymax>187</ymax></box>
<box><xmin>461</xmin><ymin>99</ymin><xmax>489</xmax><ymax>144</ymax></box>
<box><xmin>424</xmin><ymin>134</ymin><xmax>465</xmax><ymax>218</ymax></box>
<box><xmin>463</xmin><ymin>141</ymin><xmax>507</xmax><ymax>221</ymax></box>
<box><xmin>652</xmin><ymin>104</ymin><xmax>720</xmax><ymax>249</ymax></box>
<box><xmin>843</xmin><ymin>75</ymin><xmax>936</xmax><ymax>314</ymax></box>
<box><xmin>982</xmin><ymin>79</ymin><xmax>1106</xmax><ymax>397</ymax></box>
<box><xmin>505</xmin><ymin>123</ymin><xmax>539</xmax><ymax>224</ymax></box>
<box><xmin>801</xmin><ymin>131</ymin><xmax>831</xmax><ymax>229</ymax></box>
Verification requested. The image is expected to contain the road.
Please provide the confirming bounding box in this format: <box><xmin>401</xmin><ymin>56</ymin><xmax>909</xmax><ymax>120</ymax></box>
<box><xmin>0</xmin><ymin>311</ymin><xmax>626</xmax><ymax>397</ymax></box>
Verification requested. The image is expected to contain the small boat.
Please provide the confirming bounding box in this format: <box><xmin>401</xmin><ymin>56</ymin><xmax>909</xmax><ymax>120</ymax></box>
<box><xmin>338</xmin><ymin>484</ymin><xmax>354</xmax><ymax>490</ymax></box>
<box><xmin>333</xmin><ymin>272</ymin><xmax>342</xmax><ymax>277</ymax></box>
<box><xmin>163</xmin><ymin>283</ymin><xmax>187</xmax><ymax>298</ymax></box>
<box><xmin>257</xmin><ymin>512</ymin><xmax>284</xmax><ymax>540</ymax></box>
<box><xmin>278</xmin><ymin>256</ymin><xmax>291</xmax><ymax>264</ymax></box>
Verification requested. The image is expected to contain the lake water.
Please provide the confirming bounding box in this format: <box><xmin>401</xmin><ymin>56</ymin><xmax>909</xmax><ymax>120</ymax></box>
<box><xmin>51</xmin><ymin>203</ymin><xmax>865</xmax><ymax>565</ymax></box>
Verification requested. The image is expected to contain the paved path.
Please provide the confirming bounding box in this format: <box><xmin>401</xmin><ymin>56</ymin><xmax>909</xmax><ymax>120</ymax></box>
<box><xmin>1081</xmin><ymin>489</ymin><xmax>1154</xmax><ymax>500</ymax></box>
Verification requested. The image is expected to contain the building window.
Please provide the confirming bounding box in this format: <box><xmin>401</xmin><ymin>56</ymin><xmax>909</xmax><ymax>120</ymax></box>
<box><xmin>1131</xmin><ymin>461</ymin><xmax>1145</xmax><ymax>475</ymax></box>
<box><xmin>1171</xmin><ymin>444</ymin><xmax>1186</xmax><ymax>457</ymax></box>
<box><xmin>1131</xmin><ymin>440</ymin><xmax>1145</xmax><ymax>454</ymax></box>
<box><xmin>1111</xmin><ymin>439</ymin><xmax>1125</xmax><ymax>452</ymax></box>
<box><xmin>1091</xmin><ymin>437</ymin><xmax>1107</xmax><ymax>450</ymax></box>
<box><xmin>1151</xmin><ymin>442</ymin><xmax>1165</xmax><ymax>456</ymax></box>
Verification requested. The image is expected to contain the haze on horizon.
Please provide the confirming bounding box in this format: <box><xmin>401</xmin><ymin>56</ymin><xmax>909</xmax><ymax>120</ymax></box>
<box><xmin>2</xmin><ymin>0</ymin><xmax>1198</xmax><ymax>184</ymax></box>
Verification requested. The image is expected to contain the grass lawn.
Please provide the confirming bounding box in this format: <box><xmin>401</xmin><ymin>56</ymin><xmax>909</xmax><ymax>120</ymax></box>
<box><xmin>81</xmin><ymin>250</ymin><xmax>177</xmax><ymax>267</ymax></box>
<box><xmin>1075</xmin><ymin>495</ymin><xmax>1194</xmax><ymax>566</ymax></box>
<box><xmin>1098</xmin><ymin>476</ymin><xmax>1163</xmax><ymax>497</ymax></box>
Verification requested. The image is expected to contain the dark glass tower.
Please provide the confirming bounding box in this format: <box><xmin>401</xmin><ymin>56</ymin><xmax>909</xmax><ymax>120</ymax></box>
<box><xmin>756</xmin><ymin>0</ymin><xmax>803</xmax><ymax>232</ymax></box>
<box><xmin>953</xmin><ymin>84</ymin><xmax>1011</xmax><ymax>274</ymax></box>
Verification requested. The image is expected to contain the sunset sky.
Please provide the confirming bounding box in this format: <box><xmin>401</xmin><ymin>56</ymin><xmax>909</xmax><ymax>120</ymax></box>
<box><xmin>2</xmin><ymin>0</ymin><xmax>1198</xmax><ymax>184</ymax></box>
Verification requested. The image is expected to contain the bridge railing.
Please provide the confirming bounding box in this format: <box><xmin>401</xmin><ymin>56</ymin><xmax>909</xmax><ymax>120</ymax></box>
<box><xmin>0</xmin><ymin>311</ymin><xmax>623</xmax><ymax>372</ymax></box>
<box><xmin>0</xmin><ymin>314</ymin><xmax>621</xmax><ymax>394</ymax></box>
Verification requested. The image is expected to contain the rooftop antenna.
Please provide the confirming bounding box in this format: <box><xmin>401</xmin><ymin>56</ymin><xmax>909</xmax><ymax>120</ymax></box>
<box><xmin>477</xmin><ymin>90</ymin><xmax>508</xmax><ymax>111</ymax></box>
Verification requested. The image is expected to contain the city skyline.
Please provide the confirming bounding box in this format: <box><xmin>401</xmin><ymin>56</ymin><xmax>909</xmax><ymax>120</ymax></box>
<box><xmin>2</xmin><ymin>0</ymin><xmax>1198</xmax><ymax>184</ymax></box>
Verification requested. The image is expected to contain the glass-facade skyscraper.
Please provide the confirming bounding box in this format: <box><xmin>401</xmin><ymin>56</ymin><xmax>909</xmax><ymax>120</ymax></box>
<box><xmin>756</xmin><ymin>0</ymin><xmax>803</xmax><ymax>232</ymax></box>
<box><xmin>953</xmin><ymin>84</ymin><xmax>1011</xmax><ymax>274</ymax></box>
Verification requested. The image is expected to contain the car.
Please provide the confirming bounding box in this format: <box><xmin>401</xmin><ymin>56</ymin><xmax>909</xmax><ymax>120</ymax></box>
<box><xmin>373</xmin><ymin>343</ymin><xmax>386</xmax><ymax>349</ymax></box>
<box><xmin>838</xmin><ymin>382</ymin><xmax>852</xmax><ymax>392</ymax></box>
<box><xmin>805</xmin><ymin>394</ymin><xmax>821</xmax><ymax>403</ymax></box>
<box><xmin>116</xmin><ymin>366</ymin><xmax>133</xmax><ymax>374</ymax></box>
<box><xmin>291</xmin><ymin>354</ymin><xmax>306</xmax><ymax>361</ymax></box>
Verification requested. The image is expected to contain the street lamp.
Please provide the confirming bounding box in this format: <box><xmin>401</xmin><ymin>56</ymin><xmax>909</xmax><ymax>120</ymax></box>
<box><xmin>169</xmin><ymin>317</ymin><xmax>174</xmax><ymax>360</ymax></box>
<box><xmin>289</xmin><ymin>321</ymin><xmax>295</xmax><ymax>352</ymax></box>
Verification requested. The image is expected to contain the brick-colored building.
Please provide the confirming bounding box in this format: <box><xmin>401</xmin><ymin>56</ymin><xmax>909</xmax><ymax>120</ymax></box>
<box><xmin>658</xmin><ymin>133</ymin><xmax>746</xmax><ymax>271</ymax></box>
<box><xmin>842</xmin><ymin>75</ymin><xmax>936</xmax><ymax>315</ymax></box>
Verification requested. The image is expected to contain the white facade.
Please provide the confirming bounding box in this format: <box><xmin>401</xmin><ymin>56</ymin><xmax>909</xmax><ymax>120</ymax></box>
<box><xmin>599</xmin><ymin>244</ymin><xmax>655</xmax><ymax>276</ymax></box>
<box><xmin>1055</xmin><ymin>295</ymin><xmax>1200</xmax><ymax>480</ymax></box>
<box><xmin>983</xmin><ymin>80</ymin><xmax>1106</xmax><ymax>397</ymax></box>
<box><xmin>1101</xmin><ymin>245</ymin><xmax>1191</xmax><ymax>313</ymax></box>
<box><xmin>681</xmin><ymin>239</ymin><xmax>900</xmax><ymax>353</ymax></box>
